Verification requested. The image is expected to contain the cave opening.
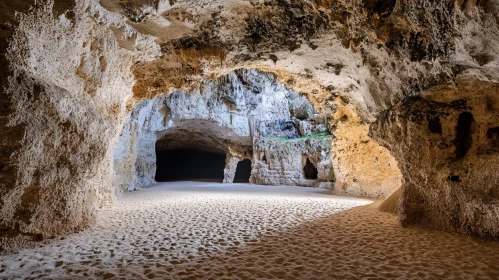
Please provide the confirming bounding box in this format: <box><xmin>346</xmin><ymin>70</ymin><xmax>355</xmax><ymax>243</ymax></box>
<box><xmin>234</xmin><ymin>159</ymin><xmax>252</xmax><ymax>183</ymax></box>
<box><xmin>155</xmin><ymin>149</ymin><xmax>226</xmax><ymax>182</ymax></box>
<box><xmin>427</xmin><ymin>115</ymin><xmax>442</xmax><ymax>134</ymax></box>
<box><xmin>454</xmin><ymin>112</ymin><xmax>473</xmax><ymax>160</ymax></box>
<box><xmin>303</xmin><ymin>158</ymin><xmax>318</xmax><ymax>180</ymax></box>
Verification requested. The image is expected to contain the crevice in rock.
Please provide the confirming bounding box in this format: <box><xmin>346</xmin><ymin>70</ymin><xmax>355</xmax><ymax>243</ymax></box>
<box><xmin>261</xmin><ymin>152</ymin><xmax>267</xmax><ymax>163</ymax></box>
<box><xmin>448</xmin><ymin>175</ymin><xmax>462</xmax><ymax>182</ymax></box>
<box><xmin>363</xmin><ymin>0</ymin><xmax>396</xmax><ymax>19</ymax></box>
<box><xmin>454</xmin><ymin>112</ymin><xmax>473</xmax><ymax>160</ymax></box>
<box><xmin>427</xmin><ymin>115</ymin><xmax>442</xmax><ymax>134</ymax></box>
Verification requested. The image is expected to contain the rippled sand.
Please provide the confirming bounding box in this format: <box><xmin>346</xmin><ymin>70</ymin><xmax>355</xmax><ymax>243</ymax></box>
<box><xmin>2</xmin><ymin>182</ymin><xmax>499</xmax><ymax>279</ymax></box>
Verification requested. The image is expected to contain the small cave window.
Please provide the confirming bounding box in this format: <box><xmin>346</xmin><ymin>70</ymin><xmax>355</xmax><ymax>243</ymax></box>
<box><xmin>454</xmin><ymin>112</ymin><xmax>473</xmax><ymax>160</ymax></box>
<box><xmin>155</xmin><ymin>149</ymin><xmax>226</xmax><ymax>182</ymax></box>
<box><xmin>448</xmin><ymin>175</ymin><xmax>462</xmax><ymax>182</ymax></box>
<box><xmin>427</xmin><ymin>115</ymin><xmax>442</xmax><ymax>134</ymax></box>
<box><xmin>303</xmin><ymin>158</ymin><xmax>318</xmax><ymax>180</ymax></box>
<box><xmin>234</xmin><ymin>159</ymin><xmax>252</xmax><ymax>183</ymax></box>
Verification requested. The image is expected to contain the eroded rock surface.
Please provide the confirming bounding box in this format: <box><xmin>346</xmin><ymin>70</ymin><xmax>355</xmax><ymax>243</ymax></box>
<box><xmin>371</xmin><ymin>78</ymin><xmax>499</xmax><ymax>237</ymax></box>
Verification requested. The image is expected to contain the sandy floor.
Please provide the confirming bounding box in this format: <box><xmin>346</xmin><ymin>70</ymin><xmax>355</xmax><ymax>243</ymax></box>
<box><xmin>2</xmin><ymin>182</ymin><xmax>499</xmax><ymax>280</ymax></box>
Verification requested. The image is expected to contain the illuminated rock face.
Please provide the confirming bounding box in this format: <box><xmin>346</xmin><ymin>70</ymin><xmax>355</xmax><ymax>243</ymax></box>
<box><xmin>113</xmin><ymin>69</ymin><xmax>334</xmax><ymax>191</ymax></box>
<box><xmin>1</xmin><ymin>0</ymin><xmax>498</xmax><ymax>251</ymax></box>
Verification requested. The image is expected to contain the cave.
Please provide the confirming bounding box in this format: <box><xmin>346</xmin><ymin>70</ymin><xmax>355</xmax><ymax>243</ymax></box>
<box><xmin>427</xmin><ymin>115</ymin><xmax>442</xmax><ymax>134</ymax></box>
<box><xmin>2</xmin><ymin>1</ymin><xmax>499</xmax><ymax>279</ymax></box>
<box><xmin>303</xmin><ymin>158</ymin><xmax>318</xmax><ymax>180</ymax></box>
<box><xmin>454</xmin><ymin>112</ymin><xmax>474</xmax><ymax>160</ymax></box>
<box><xmin>155</xmin><ymin>149</ymin><xmax>226</xmax><ymax>182</ymax></box>
<box><xmin>233</xmin><ymin>159</ymin><xmax>252</xmax><ymax>183</ymax></box>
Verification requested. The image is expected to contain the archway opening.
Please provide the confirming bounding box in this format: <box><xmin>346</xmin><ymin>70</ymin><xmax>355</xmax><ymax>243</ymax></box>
<box><xmin>303</xmin><ymin>157</ymin><xmax>318</xmax><ymax>180</ymax></box>
<box><xmin>155</xmin><ymin>149</ymin><xmax>226</xmax><ymax>182</ymax></box>
<box><xmin>454</xmin><ymin>112</ymin><xmax>473</xmax><ymax>160</ymax></box>
<box><xmin>234</xmin><ymin>159</ymin><xmax>252</xmax><ymax>183</ymax></box>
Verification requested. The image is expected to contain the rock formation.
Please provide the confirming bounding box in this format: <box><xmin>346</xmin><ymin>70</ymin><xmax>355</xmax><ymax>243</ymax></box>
<box><xmin>114</xmin><ymin>69</ymin><xmax>334</xmax><ymax>190</ymax></box>
<box><xmin>0</xmin><ymin>0</ymin><xmax>498</xmax><ymax>251</ymax></box>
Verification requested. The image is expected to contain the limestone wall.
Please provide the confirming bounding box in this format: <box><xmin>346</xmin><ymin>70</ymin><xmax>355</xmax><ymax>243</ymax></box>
<box><xmin>0</xmin><ymin>0</ymin><xmax>150</xmax><ymax>250</ymax></box>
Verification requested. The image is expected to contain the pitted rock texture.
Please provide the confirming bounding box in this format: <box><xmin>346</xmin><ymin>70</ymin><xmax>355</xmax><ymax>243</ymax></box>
<box><xmin>371</xmin><ymin>77</ymin><xmax>499</xmax><ymax>238</ymax></box>
<box><xmin>0</xmin><ymin>1</ymin><xmax>154</xmax><ymax>251</ymax></box>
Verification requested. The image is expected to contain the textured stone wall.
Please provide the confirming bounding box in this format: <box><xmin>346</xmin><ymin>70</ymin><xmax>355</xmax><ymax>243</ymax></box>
<box><xmin>0</xmin><ymin>0</ymin><xmax>158</xmax><ymax>251</ymax></box>
<box><xmin>367</xmin><ymin>1</ymin><xmax>499</xmax><ymax>238</ymax></box>
<box><xmin>371</xmin><ymin>77</ymin><xmax>499</xmax><ymax>238</ymax></box>
<box><xmin>0</xmin><ymin>0</ymin><xmax>33</xmax><ymax>248</ymax></box>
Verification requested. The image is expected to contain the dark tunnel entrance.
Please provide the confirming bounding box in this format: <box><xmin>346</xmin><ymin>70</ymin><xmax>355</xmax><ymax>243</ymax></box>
<box><xmin>303</xmin><ymin>158</ymin><xmax>318</xmax><ymax>180</ymax></box>
<box><xmin>234</xmin><ymin>159</ymin><xmax>252</xmax><ymax>183</ymax></box>
<box><xmin>155</xmin><ymin>149</ymin><xmax>226</xmax><ymax>182</ymax></box>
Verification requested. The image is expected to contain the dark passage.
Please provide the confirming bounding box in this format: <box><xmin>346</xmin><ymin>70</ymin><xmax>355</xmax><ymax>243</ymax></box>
<box><xmin>303</xmin><ymin>158</ymin><xmax>318</xmax><ymax>179</ymax></box>
<box><xmin>454</xmin><ymin>112</ymin><xmax>473</xmax><ymax>160</ymax></box>
<box><xmin>155</xmin><ymin>149</ymin><xmax>225</xmax><ymax>182</ymax></box>
<box><xmin>427</xmin><ymin>115</ymin><xmax>442</xmax><ymax>134</ymax></box>
<box><xmin>234</xmin><ymin>159</ymin><xmax>252</xmax><ymax>183</ymax></box>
